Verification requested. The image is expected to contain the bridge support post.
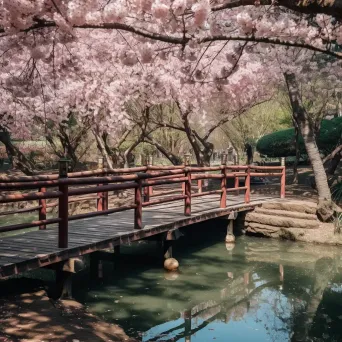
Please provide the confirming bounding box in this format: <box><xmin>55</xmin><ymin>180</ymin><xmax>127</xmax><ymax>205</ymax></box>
<box><xmin>163</xmin><ymin>240</ymin><xmax>173</xmax><ymax>259</ymax></box>
<box><xmin>58</xmin><ymin>159</ymin><xmax>69</xmax><ymax>248</ymax></box>
<box><xmin>55</xmin><ymin>269</ymin><xmax>72</xmax><ymax>299</ymax></box>
<box><xmin>225</xmin><ymin>220</ymin><xmax>236</xmax><ymax>243</ymax></box>
<box><xmin>39</xmin><ymin>187</ymin><xmax>47</xmax><ymax>230</ymax></box>
<box><xmin>47</xmin><ymin>258</ymin><xmax>85</xmax><ymax>299</ymax></box>
<box><xmin>184</xmin><ymin>309</ymin><xmax>192</xmax><ymax>342</ymax></box>
<box><xmin>225</xmin><ymin>211</ymin><xmax>237</xmax><ymax>244</ymax></box>
<box><xmin>90</xmin><ymin>255</ymin><xmax>101</xmax><ymax>280</ymax></box>
<box><xmin>114</xmin><ymin>245</ymin><xmax>120</xmax><ymax>255</ymax></box>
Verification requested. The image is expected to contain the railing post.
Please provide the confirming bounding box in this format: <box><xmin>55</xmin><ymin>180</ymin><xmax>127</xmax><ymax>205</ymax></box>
<box><xmin>281</xmin><ymin>166</ymin><xmax>286</xmax><ymax>199</ymax></box>
<box><xmin>182</xmin><ymin>153</ymin><xmax>191</xmax><ymax>194</ymax></box>
<box><xmin>220</xmin><ymin>153</ymin><xmax>227</xmax><ymax>208</ymax></box>
<box><xmin>39</xmin><ymin>187</ymin><xmax>47</xmax><ymax>230</ymax></box>
<box><xmin>148</xmin><ymin>155</ymin><xmax>153</xmax><ymax>197</ymax></box>
<box><xmin>234</xmin><ymin>171</ymin><xmax>240</xmax><ymax>196</ymax></box>
<box><xmin>197</xmin><ymin>179</ymin><xmax>202</xmax><ymax>193</ymax></box>
<box><xmin>96</xmin><ymin>157</ymin><xmax>108</xmax><ymax>211</ymax></box>
<box><xmin>58</xmin><ymin>158</ymin><xmax>69</xmax><ymax>248</ymax></box>
<box><xmin>143</xmin><ymin>155</ymin><xmax>153</xmax><ymax>202</ymax></box>
<box><xmin>103</xmin><ymin>159</ymin><xmax>109</xmax><ymax>211</ymax></box>
<box><xmin>134</xmin><ymin>178</ymin><xmax>143</xmax><ymax>229</ymax></box>
<box><xmin>97</xmin><ymin>157</ymin><xmax>104</xmax><ymax>211</ymax></box>
<box><xmin>245</xmin><ymin>166</ymin><xmax>251</xmax><ymax>204</ymax></box>
<box><xmin>184</xmin><ymin>153</ymin><xmax>192</xmax><ymax>216</ymax></box>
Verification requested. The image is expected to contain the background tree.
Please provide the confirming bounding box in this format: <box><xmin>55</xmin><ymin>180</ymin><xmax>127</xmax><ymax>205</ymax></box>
<box><xmin>220</xmin><ymin>100</ymin><xmax>291</xmax><ymax>162</ymax></box>
<box><xmin>38</xmin><ymin>113</ymin><xmax>93</xmax><ymax>171</ymax></box>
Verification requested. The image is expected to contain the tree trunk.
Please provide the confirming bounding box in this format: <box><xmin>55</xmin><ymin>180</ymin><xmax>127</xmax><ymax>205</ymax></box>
<box><xmin>0</xmin><ymin>133</ymin><xmax>35</xmax><ymax>175</ymax></box>
<box><xmin>92</xmin><ymin>129</ymin><xmax>114</xmax><ymax>169</ymax></box>
<box><xmin>291</xmin><ymin>257</ymin><xmax>335</xmax><ymax>342</ymax></box>
<box><xmin>124</xmin><ymin>139</ymin><xmax>141</xmax><ymax>168</ymax></box>
<box><xmin>182</xmin><ymin>119</ymin><xmax>203</xmax><ymax>165</ymax></box>
<box><xmin>292</xmin><ymin>121</ymin><xmax>300</xmax><ymax>184</ymax></box>
<box><xmin>145</xmin><ymin>137</ymin><xmax>182</xmax><ymax>165</ymax></box>
<box><xmin>284</xmin><ymin>72</ymin><xmax>333</xmax><ymax>221</ymax></box>
<box><xmin>201</xmin><ymin>150</ymin><xmax>212</xmax><ymax>166</ymax></box>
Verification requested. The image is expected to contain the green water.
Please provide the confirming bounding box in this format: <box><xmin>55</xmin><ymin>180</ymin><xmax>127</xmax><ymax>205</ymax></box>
<box><xmin>73</xmin><ymin>224</ymin><xmax>342</xmax><ymax>342</ymax></box>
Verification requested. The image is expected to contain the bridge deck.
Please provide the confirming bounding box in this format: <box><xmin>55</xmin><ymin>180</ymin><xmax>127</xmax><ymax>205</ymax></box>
<box><xmin>0</xmin><ymin>194</ymin><xmax>276</xmax><ymax>278</ymax></box>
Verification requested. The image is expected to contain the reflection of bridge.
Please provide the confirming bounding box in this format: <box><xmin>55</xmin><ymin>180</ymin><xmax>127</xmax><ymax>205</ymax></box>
<box><xmin>143</xmin><ymin>238</ymin><xmax>342</xmax><ymax>342</ymax></box>
<box><xmin>0</xmin><ymin>163</ymin><xmax>285</xmax><ymax>283</ymax></box>
<box><xmin>144</xmin><ymin>265</ymin><xmax>284</xmax><ymax>342</ymax></box>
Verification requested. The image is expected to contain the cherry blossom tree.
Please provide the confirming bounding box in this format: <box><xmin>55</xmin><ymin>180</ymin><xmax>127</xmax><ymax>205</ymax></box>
<box><xmin>1</xmin><ymin>0</ymin><xmax>342</xmax><ymax>220</ymax></box>
<box><xmin>272</xmin><ymin>48</ymin><xmax>342</xmax><ymax>219</ymax></box>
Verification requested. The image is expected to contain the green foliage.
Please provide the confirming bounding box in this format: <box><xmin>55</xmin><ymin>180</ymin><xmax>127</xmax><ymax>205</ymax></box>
<box><xmin>256</xmin><ymin>117</ymin><xmax>342</xmax><ymax>158</ymax></box>
<box><xmin>332</xmin><ymin>181</ymin><xmax>342</xmax><ymax>204</ymax></box>
<box><xmin>220</xmin><ymin>99</ymin><xmax>292</xmax><ymax>154</ymax></box>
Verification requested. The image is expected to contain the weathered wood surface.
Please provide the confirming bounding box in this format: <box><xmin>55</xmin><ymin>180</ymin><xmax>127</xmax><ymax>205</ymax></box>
<box><xmin>0</xmin><ymin>194</ymin><xmax>275</xmax><ymax>278</ymax></box>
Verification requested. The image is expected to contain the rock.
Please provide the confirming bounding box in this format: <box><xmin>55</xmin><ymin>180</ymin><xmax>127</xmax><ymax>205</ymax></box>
<box><xmin>261</xmin><ymin>200</ymin><xmax>317</xmax><ymax>215</ymax></box>
<box><xmin>245</xmin><ymin>212</ymin><xmax>319</xmax><ymax>229</ymax></box>
<box><xmin>245</xmin><ymin>222</ymin><xmax>281</xmax><ymax>238</ymax></box>
<box><xmin>254</xmin><ymin>207</ymin><xmax>317</xmax><ymax>221</ymax></box>
<box><xmin>317</xmin><ymin>199</ymin><xmax>336</xmax><ymax>222</ymax></box>
<box><xmin>225</xmin><ymin>234</ymin><xmax>236</xmax><ymax>243</ymax></box>
<box><xmin>164</xmin><ymin>258</ymin><xmax>179</xmax><ymax>271</ymax></box>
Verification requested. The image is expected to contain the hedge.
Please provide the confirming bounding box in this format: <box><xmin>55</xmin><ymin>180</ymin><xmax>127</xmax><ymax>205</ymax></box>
<box><xmin>256</xmin><ymin>117</ymin><xmax>342</xmax><ymax>158</ymax></box>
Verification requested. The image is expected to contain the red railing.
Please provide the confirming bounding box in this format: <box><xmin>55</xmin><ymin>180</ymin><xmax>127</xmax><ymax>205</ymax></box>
<box><xmin>0</xmin><ymin>164</ymin><xmax>285</xmax><ymax>248</ymax></box>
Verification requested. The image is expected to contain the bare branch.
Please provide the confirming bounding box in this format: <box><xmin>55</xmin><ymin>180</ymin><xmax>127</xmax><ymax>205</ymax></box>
<box><xmin>212</xmin><ymin>0</ymin><xmax>342</xmax><ymax>20</ymax></box>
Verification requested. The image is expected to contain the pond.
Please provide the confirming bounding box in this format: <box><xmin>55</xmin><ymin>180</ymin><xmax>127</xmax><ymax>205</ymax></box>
<box><xmin>73</xmin><ymin>223</ymin><xmax>342</xmax><ymax>342</ymax></box>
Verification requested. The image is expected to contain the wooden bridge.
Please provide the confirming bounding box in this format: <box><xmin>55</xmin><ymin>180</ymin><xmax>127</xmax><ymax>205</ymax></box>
<box><xmin>0</xmin><ymin>163</ymin><xmax>285</xmax><ymax>280</ymax></box>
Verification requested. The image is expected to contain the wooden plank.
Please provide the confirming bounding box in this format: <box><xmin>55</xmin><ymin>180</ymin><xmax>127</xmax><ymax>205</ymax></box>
<box><xmin>0</xmin><ymin>195</ymin><xmax>275</xmax><ymax>278</ymax></box>
<box><xmin>0</xmin><ymin>255</ymin><xmax>33</xmax><ymax>264</ymax></box>
<box><xmin>0</xmin><ymin>245</ymin><xmax>57</xmax><ymax>255</ymax></box>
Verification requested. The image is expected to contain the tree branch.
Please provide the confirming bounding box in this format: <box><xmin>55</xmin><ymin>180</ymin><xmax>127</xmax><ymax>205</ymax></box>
<box><xmin>203</xmin><ymin>97</ymin><xmax>271</xmax><ymax>141</ymax></box>
<box><xmin>2</xmin><ymin>20</ymin><xmax>341</xmax><ymax>59</ymax></box>
<box><xmin>144</xmin><ymin>135</ymin><xmax>183</xmax><ymax>165</ymax></box>
<box><xmin>212</xmin><ymin>0</ymin><xmax>342</xmax><ymax>20</ymax></box>
<box><xmin>323</xmin><ymin>144</ymin><xmax>342</xmax><ymax>164</ymax></box>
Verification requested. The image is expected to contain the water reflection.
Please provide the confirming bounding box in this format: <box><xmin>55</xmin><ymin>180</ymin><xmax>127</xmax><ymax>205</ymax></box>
<box><xmin>75</xmin><ymin>232</ymin><xmax>342</xmax><ymax>342</ymax></box>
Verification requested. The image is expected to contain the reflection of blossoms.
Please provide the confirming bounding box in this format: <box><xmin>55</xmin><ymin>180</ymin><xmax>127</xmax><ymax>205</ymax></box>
<box><xmin>225</xmin><ymin>303</ymin><xmax>248</xmax><ymax>322</ymax></box>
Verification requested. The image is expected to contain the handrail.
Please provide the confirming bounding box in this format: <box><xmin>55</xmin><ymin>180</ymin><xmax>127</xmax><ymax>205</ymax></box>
<box><xmin>0</xmin><ymin>169</ymin><xmax>186</xmax><ymax>190</ymax></box>
<box><xmin>0</xmin><ymin>165</ymin><xmax>182</xmax><ymax>183</ymax></box>
<box><xmin>0</xmin><ymin>164</ymin><xmax>286</xmax><ymax>247</ymax></box>
<box><xmin>0</xmin><ymin>190</ymin><xmax>63</xmax><ymax>203</ymax></box>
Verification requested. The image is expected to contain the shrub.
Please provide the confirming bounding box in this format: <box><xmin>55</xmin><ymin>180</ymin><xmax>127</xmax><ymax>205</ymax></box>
<box><xmin>256</xmin><ymin>117</ymin><xmax>342</xmax><ymax>157</ymax></box>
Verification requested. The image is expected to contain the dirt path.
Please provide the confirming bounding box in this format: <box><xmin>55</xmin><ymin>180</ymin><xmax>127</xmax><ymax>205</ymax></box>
<box><xmin>0</xmin><ymin>290</ymin><xmax>137</xmax><ymax>342</ymax></box>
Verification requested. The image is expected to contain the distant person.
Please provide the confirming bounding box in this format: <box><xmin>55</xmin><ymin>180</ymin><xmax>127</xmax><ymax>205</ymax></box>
<box><xmin>245</xmin><ymin>143</ymin><xmax>253</xmax><ymax>165</ymax></box>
